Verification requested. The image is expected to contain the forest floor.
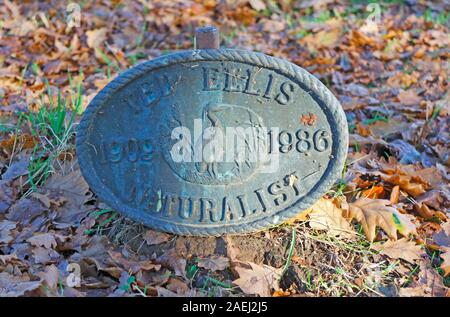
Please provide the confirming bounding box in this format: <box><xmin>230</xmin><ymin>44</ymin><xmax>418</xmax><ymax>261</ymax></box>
<box><xmin>0</xmin><ymin>0</ymin><xmax>449</xmax><ymax>297</ymax></box>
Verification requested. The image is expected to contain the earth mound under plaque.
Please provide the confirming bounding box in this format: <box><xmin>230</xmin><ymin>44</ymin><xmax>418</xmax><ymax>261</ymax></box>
<box><xmin>76</xmin><ymin>49</ymin><xmax>348</xmax><ymax>236</ymax></box>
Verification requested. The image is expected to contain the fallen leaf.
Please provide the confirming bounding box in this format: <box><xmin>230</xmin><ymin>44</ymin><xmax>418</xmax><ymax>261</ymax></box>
<box><xmin>27</xmin><ymin>233</ymin><xmax>58</xmax><ymax>249</ymax></box>
<box><xmin>262</xmin><ymin>20</ymin><xmax>286</xmax><ymax>33</ymax></box>
<box><xmin>86</xmin><ymin>27</ymin><xmax>107</xmax><ymax>49</ymax></box>
<box><xmin>248</xmin><ymin>0</ymin><xmax>266</xmax><ymax>11</ymax></box>
<box><xmin>0</xmin><ymin>180</ymin><xmax>16</xmax><ymax>213</ymax></box>
<box><xmin>166</xmin><ymin>278</ymin><xmax>190</xmax><ymax>295</ymax></box>
<box><xmin>414</xmin><ymin>202</ymin><xmax>435</xmax><ymax>219</ymax></box>
<box><xmin>136</xmin><ymin>268</ymin><xmax>169</xmax><ymax>287</ymax></box>
<box><xmin>0</xmin><ymin>134</ymin><xmax>37</xmax><ymax>154</ymax></box>
<box><xmin>350</xmin><ymin>30</ymin><xmax>377</xmax><ymax>47</ymax></box>
<box><xmin>362</xmin><ymin>185</ymin><xmax>385</xmax><ymax>199</ymax></box>
<box><xmin>230</xmin><ymin>6</ymin><xmax>256</xmax><ymax>26</ymax></box>
<box><xmin>398</xmin><ymin>285</ymin><xmax>428</xmax><ymax>297</ymax></box>
<box><xmin>342</xmin><ymin>83</ymin><xmax>369</xmax><ymax>97</ymax></box>
<box><xmin>38</xmin><ymin>264</ymin><xmax>59</xmax><ymax>292</ymax></box>
<box><xmin>412</xmin><ymin>168</ymin><xmax>444</xmax><ymax>188</ymax></box>
<box><xmin>413</xmin><ymin>260</ymin><xmax>448</xmax><ymax>297</ymax></box>
<box><xmin>0</xmin><ymin>220</ymin><xmax>16</xmax><ymax>244</ymax></box>
<box><xmin>303</xmin><ymin>28</ymin><xmax>341</xmax><ymax>51</ymax></box>
<box><xmin>432</xmin><ymin>222</ymin><xmax>450</xmax><ymax>248</ymax></box>
<box><xmin>382</xmin><ymin>173</ymin><xmax>426</xmax><ymax>197</ymax></box>
<box><xmin>156</xmin><ymin>286</ymin><xmax>183</xmax><ymax>297</ymax></box>
<box><xmin>156</xmin><ymin>248</ymin><xmax>186</xmax><ymax>278</ymax></box>
<box><xmin>373</xmin><ymin>238</ymin><xmax>424</xmax><ymax>263</ymax></box>
<box><xmin>69</xmin><ymin>235</ymin><xmax>114</xmax><ymax>274</ymax></box>
<box><xmin>31</xmin><ymin>192</ymin><xmax>52</xmax><ymax>208</ymax></box>
<box><xmin>284</xmin><ymin>210</ymin><xmax>311</xmax><ymax>224</ymax></box>
<box><xmin>143</xmin><ymin>230</ymin><xmax>171</xmax><ymax>245</ymax></box>
<box><xmin>272</xmin><ymin>289</ymin><xmax>291</xmax><ymax>297</ymax></box>
<box><xmin>225</xmin><ymin>236</ymin><xmax>241</xmax><ymax>263</ymax></box>
<box><xmin>416</xmin><ymin>190</ymin><xmax>444</xmax><ymax>210</ymax></box>
<box><xmin>388</xmin><ymin>140</ymin><xmax>421</xmax><ymax>164</ymax></box>
<box><xmin>0</xmin><ymin>272</ymin><xmax>42</xmax><ymax>296</ymax></box>
<box><xmin>233</xmin><ymin>261</ymin><xmax>282</xmax><ymax>297</ymax></box>
<box><xmin>369</xmin><ymin>119</ymin><xmax>409</xmax><ymax>139</ymax></box>
<box><xmin>2</xmin><ymin>159</ymin><xmax>29</xmax><ymax>180</ymax></box>
<box><xmin>197</xmin><ymin>255</ymin><xmax>230</xmax><ymax>272</ymax></box>
<box><xmin>390</xmin><ymin>185</ymin><xmax>400</xmax><ymax>204</ymax></box>
<box><xmin>32</xmin><ymin>246</ymin><xmax>61</xmax><ymax>265</ymax></box>
<box><xmin>42</xmin><ymin>167</ymin><xmax>92</xmax><ymax>224</ymax></box>
<box><xmin>344</xmin><ymin>198</ymin><xmax>417</xmax><ymax>241</ymax></box>
<box><xmin>439</xmin><ymin>246</ymin><xmax>450</xmax><ymax>277</ymax></box>
<box><xmin>397</xmin><ymin>90</ymin><xmax>421</xmax><ymax>106</ymax></box>
<box><xmin>6</xmin><ymin>198</ymin><xmax>47</xmax><ymax>224</ymax></box>
<box><xmin>0</xmin><ymin>253</ymin><xmax>19</xmax><ymax>265</ymax></box>
<box><xmin>307</xmin><ymin>198</ymin><xmax>355</xmax><ymax>238</ymax></box>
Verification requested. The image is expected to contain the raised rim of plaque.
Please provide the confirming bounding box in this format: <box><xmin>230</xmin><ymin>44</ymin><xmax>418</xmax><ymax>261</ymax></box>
<box><xmin>76</xmin><ymin>48</ymin><xmax>349</xmax><ymax>236</ymax></box>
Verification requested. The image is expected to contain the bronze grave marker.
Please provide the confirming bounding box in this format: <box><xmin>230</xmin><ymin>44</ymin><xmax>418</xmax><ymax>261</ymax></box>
<box><xmin>76</xmin><ymin>27</ymin><xmax>348</xmax><ymax>235</ymax></box>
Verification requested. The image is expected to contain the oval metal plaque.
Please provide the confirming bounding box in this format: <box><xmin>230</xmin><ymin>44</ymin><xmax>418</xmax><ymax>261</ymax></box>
<box><xmin>76</xmin><ymin>49</ymin><xmax>348</xmax><ymax>236</ymax></box>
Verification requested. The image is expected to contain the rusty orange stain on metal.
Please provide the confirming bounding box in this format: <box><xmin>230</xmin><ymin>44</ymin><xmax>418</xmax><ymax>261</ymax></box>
<box><xmin>300</xmin><ymin>113</ymin><xmax>317</xmax><ymax>126</ymax></box>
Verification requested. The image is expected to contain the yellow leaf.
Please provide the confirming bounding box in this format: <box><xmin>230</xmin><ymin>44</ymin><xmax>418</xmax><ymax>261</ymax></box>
<box><xmin>345</xmin><ymin>198</ymin><xmax>417</xmax><ymax>241</ymax></box>
<box><xmin>307</xmin><ymin>198</ymin><xmax>355</xmax><ymax>238</ymax></box>
<box><xmin>303</xmin><ymin>28</ymin><xmax>341</xmax><ymax>52</ymax></box>
<box><xmin>86</xmin><ymin>27</ymin><xmax>107</xmax><ymax>49</ymax></box>
<box><xmin>284</xmin><ymin>209</ymin><xmax>312</xmax><ymax>225</ymax></box>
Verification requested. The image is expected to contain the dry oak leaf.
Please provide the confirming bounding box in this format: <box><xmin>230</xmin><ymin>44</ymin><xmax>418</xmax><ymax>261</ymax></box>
<box><xmin>143</xmin><ymin>230</ymin><xmax>171</xmax><ymax>246</ymax></box>
<box><xmin>372</xmin><ymin>238</ymin><xmax>424</xmax><ymax>264</ymax></box>
<box><xmin>284</xmin><ymin>208</ymin><xmax>311</xmax><ymax>225</ymax></box>
<box><xmin>86</xmin><ymin>27</ymin><xmax>107</xmax><ymax>49</ymax></box>
<box><xmin>398</xmin><ymin>285</ymin><xmax>429</xmax><ymax>297</ymax></box>
<box><xmin>0</xmin><ymin>180</ymin><xmax>16</xmax><ymax>213</ymax></box>
<box><xmin>439</xmin><ymin>246</ymin><xmax>450</xmax><ymax>277</ymax></box>
<box><xmin>156</xmin><ymin>285</ymin><xmax>197</xmax><ymax>297</ymax></box>
<box><xmin>6</xmin><ymin>198</ymin><xmax>47</xmax><ymax>224</ymax></box>
<box><xmin>433</xmin><ymin>222</ymin><xmax>450</xmax><ymax>248</ymax></box>
<box><xmin>403</xmin><ymin>260</ymin><xmax>450</xmax><ymax>297</ymax></box>
<box><xmin>166</xmin><ymin>278</ymin><xmax>190</xmax><ymax>295</ymax></box>
<box><xmin>350</xmin><ymin>30</ymin><xmax>377</xmax><ymax>47</ymax></box>
<box><xmin>303</xmin><ymin>27</ymin><xmax>341</xmax><ymax>51</ymax></box>
<box><xmin>32</xmin><ymin>246</ymin><xmax>61</xmax><ymax>265</ymax></box>
<box><xmin>155</xmin><ymin>248</ymin><xmax>186</xmax><ymax>278</ymax></box>
<box><xmin>362</xmin><ymin>185</ymin><xmax>385</xmax><ymax>199</ymax></box>
<box><xmin>197</xmin><ymin>255</ymin><xmax>230</xmax><ymax>272</ymax></box>
<box><xmin>0</xmin><ymin>134</ymin><xmax>37</xmax><ymax>154</ymax></box>
<box><xmin>344</xmin><ymin>198</ymin><xmax>417</xmax><ymax>241</ymax></box>
<box><xmin>0</xmin><ymin>272</ymin><xmax>42</xmax><ymax>297</ymax></box>
<box><xmin>42</xmin><ymin>168</ymin><xmax>93</xmax><ymax>224</ymax></box>
<box><xmin>2</xmin><ymin>159</ymin><xmax>29</xmax><ymax>180</ymax></box>
<box><xmin>233</xmin><ymin>261</ymin><xmax>282</xmax><ymax>297</ymax></box>
<box><xmin>378</xmin><ymin>158</ymin><xmax>432</xmax><ymax>197</ymax></box>
<box><xmin>382</xmin><ymin>174</ymin><xmax>426</xmax><ymax>197</ymax></box>
<box><xmin>0</xmin><ymin>253</ymin><xmax>19</xmax><ymax>265</ymax></box>
<box><xmin>397</xmin><ymin>89</ymin><xmax>421</xmax><ymax>106</ymax></box>
<box><xmin>27</xmin><ymin>233</ymin><xmax>58</xmax><ymax>249</ymax></box>
<box><xmin>307</xmin><ymin>198</ymin><xmax>355</xmax><ymax>238</ymax></box>
<box><xmin>38</xmin><ymin>264</ymin><xmax>60</xmax><ymax>292</ymax></box>
<box><xmin>0</xmin><ymin>220</ymin><xmax>16</xmax><ymax>244</ymax></box>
